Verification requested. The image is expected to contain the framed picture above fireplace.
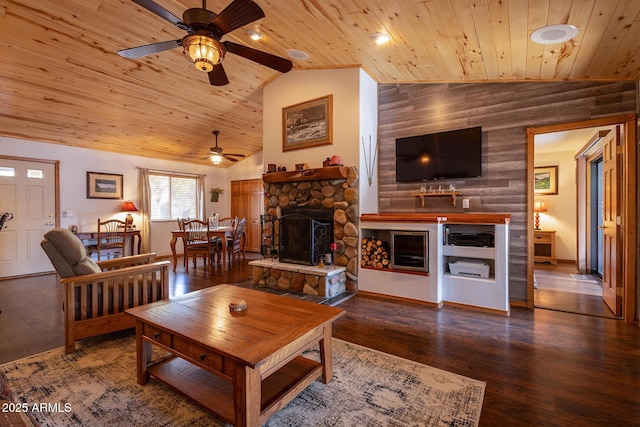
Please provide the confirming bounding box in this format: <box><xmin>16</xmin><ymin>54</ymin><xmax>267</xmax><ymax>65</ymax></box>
<box><xmin>282</xmin><ymin>94</ymin><xmax>333</xmax><ymax>152</ymax></box>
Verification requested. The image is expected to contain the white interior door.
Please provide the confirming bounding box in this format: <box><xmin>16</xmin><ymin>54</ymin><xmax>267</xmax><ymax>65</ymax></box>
<box><xmin>0</xmin><ymin>159</ymin><xmax>56</xmax><ymax>277</ymax></box>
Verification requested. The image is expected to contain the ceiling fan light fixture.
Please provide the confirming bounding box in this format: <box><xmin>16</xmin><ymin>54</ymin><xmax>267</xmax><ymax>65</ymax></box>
<box><xmin>210</xmin><ymin>153</ymin><xmax>223</xmax><ymax>164</ymax></box>
<box><xmin>246</xmin><ymin>29</ymin><xmax>262</xmax><ymax>41</ymax></box>
<box><xmin>372</xmin><ymin>32</ymin><xmax>390</xmax><ymax>45</ymax></box>
<box><xmin>183</xmin><ymin>34</ymin><xmax>223</xmax><ymax>72</ymax></box>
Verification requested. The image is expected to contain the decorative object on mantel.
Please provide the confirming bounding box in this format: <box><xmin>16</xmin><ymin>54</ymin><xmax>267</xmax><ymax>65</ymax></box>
<box><xmin>262</xmin><ymin>165</ymin><xmax>348</xmax><ymax>184</ymax></box>
<box><xmin>362</xmin><ymin>135</ymin><xmax>379</xmax><ymax>186</ymax></box>
<box><xmin>267</xmin><ymin>163</ymin><xmax>277</xmax><ymax>173</ymax></box>
<box><xmin>209</xmin><ymin>187</ymin><xmax>224</xmax><ymax>202</ymax></box>
<box><xmin>295</xmin><ymin>163</ymin><xmax>308</xmax><ymax>171</ymax></box>
<box><xmin>329</xmin><ymin>155</ymin><xmax>343</xmax><ymax>166</ymax></box>
<box><xmin>282</xmin><ymin>94</ymin><xmax>333</xmax><ymax>152</ymax></box>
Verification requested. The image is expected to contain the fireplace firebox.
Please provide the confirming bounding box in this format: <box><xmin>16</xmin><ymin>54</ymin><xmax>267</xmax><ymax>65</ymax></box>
<box><xmin>279</xmin><ymin>208</ymin><xmax>333</xmax><ymax>265</ymax></box>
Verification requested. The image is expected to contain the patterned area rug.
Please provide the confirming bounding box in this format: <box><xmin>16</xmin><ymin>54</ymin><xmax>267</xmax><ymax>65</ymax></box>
<box><xmin>0</xmin><ymin>331</ymin><xmax>485</xmax><ymax>426</ymax></box>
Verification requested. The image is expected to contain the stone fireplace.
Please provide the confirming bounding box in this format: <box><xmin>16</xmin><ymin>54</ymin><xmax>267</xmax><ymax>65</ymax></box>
<box><xmin>251</xmin><ymin>166</ymin><xmax>360</xmax><ymax>296</ymax></box>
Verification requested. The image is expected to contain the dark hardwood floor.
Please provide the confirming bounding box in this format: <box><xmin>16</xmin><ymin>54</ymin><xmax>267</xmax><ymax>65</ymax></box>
<box><xmin>1</xmin><ymin>253</ymin><xmax>639</xmax><ymax>426</ymax></box>
<box><xmin>534</xmin><ymin>262</ymin><xmax>618</xmax><ymax>319</ymax></box>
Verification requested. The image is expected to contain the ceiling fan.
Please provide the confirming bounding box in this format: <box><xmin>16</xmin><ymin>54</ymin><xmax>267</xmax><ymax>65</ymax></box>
<box><xmin>117</xmin><ymin>0</ymin><xmax>293</xmax><ymax>86</ymax></box>
<box><xmin>204</xmin><ymin>130</ymin><xmax>247</xmax><ymax>164</ymax></box>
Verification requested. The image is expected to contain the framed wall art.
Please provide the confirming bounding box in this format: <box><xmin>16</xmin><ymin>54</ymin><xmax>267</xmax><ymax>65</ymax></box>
<box><xmin>534</xmin><ymin>166</ymin><xmax>558</xmax><ymax>195</ymax></box>
<box><xmin>86</xmin><ymin>171</ymin><xmax>123</xmax><ymax>199</ymax></box>
<box><xmin>282</xmin><ymin>94</ymin><xmax>333</xmax><ymax>151</ymax></box>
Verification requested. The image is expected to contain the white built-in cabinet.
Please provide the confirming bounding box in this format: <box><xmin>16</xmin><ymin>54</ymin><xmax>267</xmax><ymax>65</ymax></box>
<box><xmin>359</xmin><ymin>213</ymin><xmax>510</xmax><ymax>315</ymax></box>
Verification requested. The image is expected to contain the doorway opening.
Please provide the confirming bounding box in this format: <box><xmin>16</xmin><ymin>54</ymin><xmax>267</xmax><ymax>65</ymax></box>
<box><xmin>527</xmin><ymin>114</ymin><xmax>637</xmax><ymax>322</ymax></box>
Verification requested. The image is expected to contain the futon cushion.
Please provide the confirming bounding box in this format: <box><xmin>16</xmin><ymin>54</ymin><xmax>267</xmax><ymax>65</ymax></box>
<box><xmin>44</xmin><ymin>228</ymin><xmax>86</xmax><ymax>263</ymax></box>
<box><xmin>74</xmin><ymin>258</ymin><xmax>101</xmax><ymax>276</ymax></box>
<box><xmin>42</xmin><ymin>228</ymin><xmax>101</xmax><ymax>277</ymax></box>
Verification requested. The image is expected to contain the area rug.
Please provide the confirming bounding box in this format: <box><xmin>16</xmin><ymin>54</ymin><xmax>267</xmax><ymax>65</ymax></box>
<box><xmin>0</xmin><ymin>331</ymin><xmax>485</xmax><ymax>426</ymax></box>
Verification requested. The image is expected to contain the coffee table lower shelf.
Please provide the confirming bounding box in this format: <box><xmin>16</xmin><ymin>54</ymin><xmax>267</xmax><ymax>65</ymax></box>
<box><xmin>148</xmin><ymin>354</ymin><xmax>322</xmax><ymax>425</ymax></box>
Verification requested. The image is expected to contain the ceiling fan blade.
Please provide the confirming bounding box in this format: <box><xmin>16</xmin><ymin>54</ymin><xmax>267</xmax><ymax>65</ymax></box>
<box><xmin>210</xmin><ymin>0</ymin><xmax>265</xmax><ymax>36</ymax></box>
<box><xmin>208</xmin><ymin>64</ymin><xmax>229</xmax><ymax>86</ymax></box>
<box><xmin>117</xmin><ymin>39</ymin><xmax>182</xmax><ymax>59</ymax></box>
<box><xmin>130</xmin><ymin>0</ymin><xmax>190</xmax><ymax>31</ymax></box>
<box><xmin>224</xmin><ymin>153</ymin><xmax>246</xmax><ymax>158</ymax></box>
<box><xmin>222</xmin><ymin>154</ymin><xmax>240</xmax><ymax>162</ymax></box>
<box><xmin>223</xmin><ymin>41</ymin><xmax>293</xmax><ymax>73</ymax></box>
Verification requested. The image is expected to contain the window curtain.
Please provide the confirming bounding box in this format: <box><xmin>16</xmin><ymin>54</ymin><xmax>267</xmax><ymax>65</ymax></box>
<box><xmin>139</xmin><ymin>168</ymin><xmax>152</xmax><ymax>253</ymax></box>
<box><xmin>196</xmin><ymin>174</ymin><xmax>205</xmax><ymax>220</ymax></box>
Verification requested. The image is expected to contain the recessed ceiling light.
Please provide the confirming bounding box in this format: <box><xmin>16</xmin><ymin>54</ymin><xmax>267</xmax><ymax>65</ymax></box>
<box><xmin>530</xmin><ymin>24</ymin><xmax>578</xmax><ymax>44</ymax></box>
<box><xmin>286</xmin><ymin>49</ymin><xmax>310</xmax><ymax>61</ymax></box>
<box><xmin>372</xmin><ymin>32</ymin><xmax>390</xmax><ymax>45</ymax></box>
<box><xmin>246</xmin><ymin>29</ymin><xmax>262</xmax><ymax>41</ymax></box>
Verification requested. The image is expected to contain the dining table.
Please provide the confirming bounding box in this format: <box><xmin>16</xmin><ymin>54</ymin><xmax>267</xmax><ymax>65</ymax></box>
<box><xmin>169</xmin><ymin>226</ymin><xmax>235</xmax><ymax>272</ymax></box>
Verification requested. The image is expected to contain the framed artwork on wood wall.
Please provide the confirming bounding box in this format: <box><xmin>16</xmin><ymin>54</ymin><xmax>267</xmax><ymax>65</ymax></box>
<box><xmin>282</xmin><ymin>94</ymin><xmax>333</xmax><ymax>151</ymax></box>
<box><xmin>534</xmin><ymin>166</ymin><xmax>558</xmax><ymax>195</ymax></box>
<box><xmin>86</xmin><ymin>171</ymin><xmax>123</xmax><ymax>199</ymax></box>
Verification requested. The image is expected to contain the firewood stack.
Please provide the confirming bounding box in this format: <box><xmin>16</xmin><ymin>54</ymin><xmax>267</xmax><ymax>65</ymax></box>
<box><xmin>361</xmin><ymin>237</ymin><xmax>390</xmax><ymax>268</ymax></box>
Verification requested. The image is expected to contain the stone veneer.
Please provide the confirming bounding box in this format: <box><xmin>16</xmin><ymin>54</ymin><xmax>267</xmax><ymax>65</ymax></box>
<box><xmin>263</xmin><ymin>166</ymin><xmax>359</xmax><ymax>294</ymax></box>
<box><xmin>250</xmin><ymin>259</ymin><xmax>347</xmax><ymax>297</ymax></box>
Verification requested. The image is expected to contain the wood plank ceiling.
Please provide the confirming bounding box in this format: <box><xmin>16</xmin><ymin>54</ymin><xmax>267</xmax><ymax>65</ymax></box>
<box><xmin>1</xmin><ymin>0</ymin><xmax>639</xmax><ymax>167</ymax></box>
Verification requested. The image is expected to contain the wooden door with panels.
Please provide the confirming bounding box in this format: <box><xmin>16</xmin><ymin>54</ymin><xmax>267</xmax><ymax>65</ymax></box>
<box><xmin>230</xmin><ymin>179</ymin><xmax>263</xmax><ymax>252</ymax></box>
<box><xmin>601</xmin><ymin>129</ymin><xmax>622</xmax><ymax>316</ymax></box>
<box><xmin>0</xmin><ymin>157</ymin><xmax>58</xmax><ymax>277</ymax></box>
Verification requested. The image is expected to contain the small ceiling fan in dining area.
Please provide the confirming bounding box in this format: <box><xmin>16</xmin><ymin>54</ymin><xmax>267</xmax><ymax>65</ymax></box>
<box><xmin>202</xmin><ymin>130</ymin><xmax>246</xmax><ymax>164</ymax></box>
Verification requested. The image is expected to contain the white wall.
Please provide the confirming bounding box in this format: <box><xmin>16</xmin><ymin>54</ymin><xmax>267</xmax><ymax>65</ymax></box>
<box><xmin>263</xmin><ymin>68</ymin><xmax>363</xmax><ymax>169</ymax></box>
<box><xmin>1</xmin><ymin>136</ymin><xmax>230</xmax><ymax>257</ymax></box>
<box><xmin>535</xmin><ymin>151</ymin><xmax>577</xmax><ymax>262</ymax></box>
<box><xmin>227</xmin><ymin>150</ymin><xmax>264</xmax><ymax>182</ymax></box>
<box><xmin>358</xmin><ymin>68</ymin><xmax>379</xmax><ymax>214</ymax></box>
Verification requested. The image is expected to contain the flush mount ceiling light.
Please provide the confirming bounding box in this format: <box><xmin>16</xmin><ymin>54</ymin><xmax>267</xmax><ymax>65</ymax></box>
<box><xmin>286</xmin><ymin>49</ymin><xmax>310</xmax><ymax>61</ymax></box>
<box><xmin>246</xmin><ymin>29</ymin><xmax>262</xmax><ymax>41</ymax></box>
<box><xmin>530</xmin><ymin>24</ymin><xmax>578</xmax><ymax>44</ymax></box>
<box><xmin>372</xmin><ymin>32</ymin><xmax>390</xmax><ymax>45</ymax></box>
<box><xmin>182</xmin><ymin>33</ymin><xmax>225</xmax><ymax>72</ymax></box>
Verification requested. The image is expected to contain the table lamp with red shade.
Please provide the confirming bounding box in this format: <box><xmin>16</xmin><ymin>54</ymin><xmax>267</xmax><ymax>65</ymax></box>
<box><xmin>121</xmin><ymin>201</ymin><xmax>138</xmax><ymax>228</ymax></box>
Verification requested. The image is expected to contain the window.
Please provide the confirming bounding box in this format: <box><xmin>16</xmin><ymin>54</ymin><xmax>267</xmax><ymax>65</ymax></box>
<box><xmin>0</xmin><ymin>167</ymin><xmax>15</xmax><ymax>177</ymax></box>
<box><xmin>149</xmin><ymin>173</ymin><xmax>200</xmax><ymax>221</ymax></box>
<box><xmin>27</xmin><ymin>169</ymin><xmax>44</xmax><ymax>179</ymax></box>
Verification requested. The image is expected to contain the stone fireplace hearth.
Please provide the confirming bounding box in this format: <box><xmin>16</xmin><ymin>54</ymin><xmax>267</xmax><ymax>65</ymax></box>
<box><xmin>256</xmin><ymin>166</ymin><xmax>359</xmax><ymax>295</ymax></box>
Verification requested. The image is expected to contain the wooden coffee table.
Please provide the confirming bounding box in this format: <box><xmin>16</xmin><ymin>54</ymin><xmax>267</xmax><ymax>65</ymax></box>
<box><xmin>126</xmin><ymin>285</ymin><xmax>345</xmax><ymax>427</ymax></box>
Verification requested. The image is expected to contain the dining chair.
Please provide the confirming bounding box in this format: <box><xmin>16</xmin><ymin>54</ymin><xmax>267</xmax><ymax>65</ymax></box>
<box><xmin>224</xmin><ymin>217</ymin><xmax>246</xmax><ymax>266</ymax></box>
<box><xmin>219</xmin><ymin>216</ymin><xmax>237</xmax><ymax>227</ymax></box>
<box><xmin>95</xmin><ymin>218</ymin><xmax>128</xmax><ymax>260</ymax></box>
<box><xmin>183</xmin><ymin>219</ymin><xmax>218</xmax><ymax>272</ymax></box>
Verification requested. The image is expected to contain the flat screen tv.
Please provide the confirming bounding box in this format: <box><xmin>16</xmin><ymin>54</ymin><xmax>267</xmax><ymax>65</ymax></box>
<box><xmin>395</xmin><ymin>126</ymin><xmax>482</xmax><ymax>182</ymax></box>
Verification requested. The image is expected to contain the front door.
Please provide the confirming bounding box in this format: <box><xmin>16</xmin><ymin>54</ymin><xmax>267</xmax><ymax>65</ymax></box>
<box><xmin>0</xmin><ymin>158</ymin><xmax>57</xmax><ymax>277</ymax></box>
<box><xmin>601</xmin><ymin>129</ymin><xmax>621</xmax><ymax>316</ymax></box>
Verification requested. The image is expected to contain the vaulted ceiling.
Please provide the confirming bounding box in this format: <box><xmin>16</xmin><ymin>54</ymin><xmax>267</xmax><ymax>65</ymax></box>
<box><xmin>1</xmin><ymin>0</ymin><xmax>639</xmax><ymax>167</ymax></box>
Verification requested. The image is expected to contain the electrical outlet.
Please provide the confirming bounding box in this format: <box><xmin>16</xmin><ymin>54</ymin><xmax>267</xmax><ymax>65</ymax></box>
<box><xmin>462</xmin><ymin>199</ymin><xmax>470</xmax><ymax>209</ymax></box>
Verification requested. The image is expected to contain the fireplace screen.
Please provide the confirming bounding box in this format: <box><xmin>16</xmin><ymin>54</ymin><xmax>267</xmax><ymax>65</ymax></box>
<box><xmin>279</xmin><ymin>208</ymin><xmax>333</xmax><ymax>265</ymax></box>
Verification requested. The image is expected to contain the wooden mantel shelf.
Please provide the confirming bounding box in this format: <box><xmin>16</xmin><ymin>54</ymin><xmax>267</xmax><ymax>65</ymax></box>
<box><xmin>411</xmin><ymin>191</ymin><xmax>462</xmax><ymax>207</ymax></box>
<box><xmin>361</xmin><ymin>213</ymin><xmax>511</xmax><ymax>225</ymax></box>
<box><xmin>262</xmin><ymin>166</ymin><xmax>348</xmax><ymax>184</ymax></box>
